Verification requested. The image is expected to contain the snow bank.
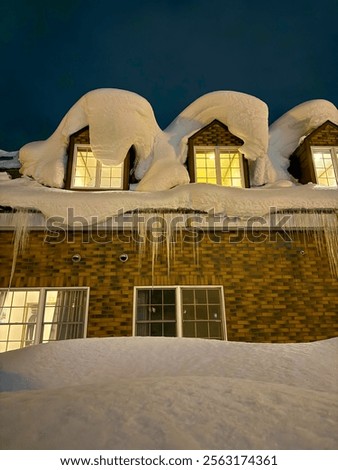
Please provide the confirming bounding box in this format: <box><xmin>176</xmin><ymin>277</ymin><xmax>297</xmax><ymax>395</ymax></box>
<box><xmin>0</xmin><ymin>337</ymin><xmax>337</xmax><ymax>450</ymax></box>
<box><xmin>264</xmin><ymin>100</ymin><xmax>338</xmax><ymax>184</ymax></box>
<box><xmin>19</xmin><ymin>89</ymin><xmax>161</xmax><ymax>188</ymax></box>
<box><xmin>0</xmin><ymin>177</ymin><xmax>337</xmax><ymax>223</ymax></box>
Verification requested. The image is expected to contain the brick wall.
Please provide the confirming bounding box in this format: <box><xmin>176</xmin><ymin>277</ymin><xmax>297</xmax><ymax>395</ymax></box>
<box><xmin>190</xmin><ymin>121</ymin><xmax>244</xmax><ymax>147</ymax></box>
<box><xmin>308</xmin><ymin>122</ymin><xmax>338</xmax><ymax>146</ymax></box>
<box><xmin>0</xmin><ymin>229</ymin><xmax>337</xmax><ymax>342</ymax></box>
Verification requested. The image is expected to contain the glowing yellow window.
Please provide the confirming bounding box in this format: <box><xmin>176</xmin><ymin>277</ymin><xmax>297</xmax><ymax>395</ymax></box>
<box><xmin>311</xmin><ymin>147</ymin><xmax>338</xmax><ymax>187</ymax></box>
<box><xmin>194</xmin><ymin>147</ymin><xmax>244</xmax><ymax>187</ymax></box>
<box><xmin>71</xmin><ymin>145</ymin><xmax>124</xmax><ymax>189</ymax></box>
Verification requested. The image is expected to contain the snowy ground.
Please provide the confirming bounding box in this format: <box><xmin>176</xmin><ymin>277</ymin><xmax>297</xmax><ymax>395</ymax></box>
<box><xmin>0</xmin><ymin>336</ymin><xmax>337</xmax><ymax>450</ymax></box>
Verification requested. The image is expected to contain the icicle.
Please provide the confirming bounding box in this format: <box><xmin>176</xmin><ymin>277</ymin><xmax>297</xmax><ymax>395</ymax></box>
<box><xmin>277</xmin><ymin>208</ymin><xmax>338</xmax><ymax>278</ymax></box>
<box><xmin>8</xmin><ymin>209</ymin><xmax>31</xmax><ymax>288</ymax></box>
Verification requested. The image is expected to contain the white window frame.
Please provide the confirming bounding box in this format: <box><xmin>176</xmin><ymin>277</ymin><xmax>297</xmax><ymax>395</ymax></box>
<box><xmin>311</xmin><ymin>146</ymin><xmax>338</xmax><ymax>186</ymax></box>
<box><xmin>71</xmin><ymin>144</ymin><xmax>124</xmax><ymax>190</ymax></box>
<box><xmin>133</xmin><ymin>285</ymin><xmax>227</xmax><ymax>340</ymax></box>
<box><xmin>0</xmin><ymin>287</ymin><xmax>89</xmax><ymax>352</ymax></box>
<box><xmin>194</xmin><ymin>146</ymin><xmax>245</xmax><ymax>187</ymax></box>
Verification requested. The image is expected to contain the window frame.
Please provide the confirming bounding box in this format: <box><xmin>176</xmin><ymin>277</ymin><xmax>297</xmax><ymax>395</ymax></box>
<box><xmin>311</xmin><ymin>146</ymin><xmax>338</xmax><ymax>186</ymax></box>
<box><xmin>133</xmin><ymin>285</ymin><xmax>227</xmax><ymax>340</ymax></box>
<box><xmin>0</xmin><ymin>287</ymin><xmax>89</xmax><ymax>352</ymax></box>
<box><xmin>70</xmin><ymin>144</ymin><xmax>125</xmax><ymax>190</ymax></box>
<box><xmin>193</xmin><ymin>146</ymin><xmax>246</xmax><ymax>187</ymax></box>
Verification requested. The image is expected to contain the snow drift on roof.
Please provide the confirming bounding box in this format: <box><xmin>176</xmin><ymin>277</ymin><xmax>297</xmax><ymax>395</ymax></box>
<box><xmin>18</xmin><ymin>89</ymin><xmax>269</xmax><ymax>190</ymax></box>
<box><xmin>0</xmin><ymin>177</ymin><xmax>337</xmax><ymax>223</ymax></box>
<box><xmin>19</xmin><ymin>89</ymin><xmax>161</xmax><ymax>188</ymax></box>
<box><xmin>265</xmin><ymin>99</ymin><xmax>338</xmax><ymax>184</ymax></box>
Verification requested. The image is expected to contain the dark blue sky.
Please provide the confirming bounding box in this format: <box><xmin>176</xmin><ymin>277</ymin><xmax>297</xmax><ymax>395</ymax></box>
<box><xmin>1</xmin><ymin>0</ymin><xmax>337</xmax><ymax>150</ymax></box>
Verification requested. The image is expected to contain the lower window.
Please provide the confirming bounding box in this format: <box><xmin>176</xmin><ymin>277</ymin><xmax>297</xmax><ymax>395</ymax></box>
<box><xmin>0</xmin><ymin>288</ymin><xmax>89</xmax><ymax>352</ymax></box>
<box><xmin>134</xmin><ymin>286</ymin><xmax>226</xmax><ymax>340</ymax></box>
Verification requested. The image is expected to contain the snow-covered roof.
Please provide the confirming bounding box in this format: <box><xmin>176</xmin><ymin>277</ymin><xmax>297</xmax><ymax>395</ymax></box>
<box><xmin>0</xmin><ymin>177</ymin><xmax>337</xmax><ymax>224</ymax></box>
<box><xmin>0</xmin><ymin>90</ymin><xmax>337</xmax><ymax>222</ymax></box>
<box><xmin>263</xmin><ymin>100</ymin><xmax>338</xmax><ymax>184</ymax></box>
<box><xmin>17</xmin><ymin>89</ymin><xmax>269</xmax><ymax>189</ymax></box>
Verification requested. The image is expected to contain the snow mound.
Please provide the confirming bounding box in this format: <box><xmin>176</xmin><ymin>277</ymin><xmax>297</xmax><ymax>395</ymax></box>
<box><xmin>0</xmin><ymin>337</ymin><xmax>337</xmax><ymax>450</ymax></box>
<box><xmin>267</xmin><ymin>99</ymin><xmax>338</xmax><ymax>182</ymax></box>
<box><xmin>165</xmin><ymin>90</ymin><xmax>268</xmax><ymax>163</ymax></box>
<box><xmin>19</xmin><ymin>89</ymin><xmax>161</xmax><ymax>188</ymax></box>
<box><xmin>18</xmin><ymin>89</ymin><xmax>270</xmax><ymax>190</ymax></box>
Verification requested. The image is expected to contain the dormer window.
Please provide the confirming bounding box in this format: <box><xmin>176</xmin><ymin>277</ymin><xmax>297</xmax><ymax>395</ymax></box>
<box><xmin>311</xmin><ymin>147</ymin><xmax>338</xmax><ymax>187</ymax></box>
<box><xmin>288</xmin><ymin>121</ymin><xmax>338</xmax><ymax>187</ymax></box>
<box><xmin>187</xmin><ymin>120</ymin><xmax>250</xmax><ymax>188</ymax></box>
<box><xmin>71</xmin><ymin>145</ymin><xmax>124</xmax><ymax>190</ymax></box>
<box><xmin>194</xmin><ymin>146</ymin><xmax>245</xmax><ymax>187</ymax></box>
<box><xmin>65</xmin><ymin>126</ymin><xmax>135</xmax><ymax>190</ymax></box>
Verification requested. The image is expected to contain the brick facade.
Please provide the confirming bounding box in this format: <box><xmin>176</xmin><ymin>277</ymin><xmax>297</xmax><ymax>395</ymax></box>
<box><xmin>187</xmin><ymin>119</ymin><xmax>250</xmax><ymax>186</ymax></box>
<box><xmin>1</xmin><ymin>229</ymin><xmax>337</xmax><ymax>343</ymax></box>
<box><xmin>289</xmin><ymin>120</ymin><xmax>338</xmax><ymax>184</ymax></box>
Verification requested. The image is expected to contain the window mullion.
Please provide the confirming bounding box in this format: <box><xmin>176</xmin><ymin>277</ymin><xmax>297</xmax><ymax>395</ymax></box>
<box><xmin>34</xmin><ymin>288</ymin><xmax>46</xmax><ymax>345</ymax></box>
<box><xmin>215</xmin><ymin>147</ymin><xmax>222</xmax><ymax>185</ymax></box>
<box><xmin>96</xmin><ymin>160</ymin><xmax>102</xmax><ymax>188</ymax></box>
<box><xmin>331</xmin><ymin>148</ymin><xmax>338</xmax><ymax>182</ymax></box>
<box><xmin>176</xmin><ymin>287</ymin><xmax>182</xmax><ymax>338</ymax></box>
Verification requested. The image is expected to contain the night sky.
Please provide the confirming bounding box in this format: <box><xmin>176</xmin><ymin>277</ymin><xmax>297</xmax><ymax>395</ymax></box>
<box><xmin>1</xmin><ymin>0</ymin><xmax>337</xmax><ymax>150</ymax></box>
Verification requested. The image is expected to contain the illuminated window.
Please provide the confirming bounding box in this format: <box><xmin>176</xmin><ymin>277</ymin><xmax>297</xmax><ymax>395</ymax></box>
<box><xmin>71</xmin><ymin>145</ymin><xmax>124</xmax><ymax>189</ymax></box>
<box><xmin>194</xmin><ymin>147</ymin><xmax>244</xmax><ymax>187</ymax></box>
<box><xmin>0</xmin><ymin>288</ymin><xmax>89</xmax><ymax>352</ymax></box>
<box><xmin>311</xmin><ymin>147</ymin><xmax>338</xmax><ymax>187</ymax></box>
<box><xmin>134</xmin><ymin>286</ymin><xmax>226</xmax><ymax>340</ymax></box>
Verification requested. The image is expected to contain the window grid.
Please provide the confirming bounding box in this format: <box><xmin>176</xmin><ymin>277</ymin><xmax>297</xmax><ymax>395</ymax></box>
<box><xmin>0</xmin><ymin>288</ymin><xmax>89</xmax><ymax>353</ymax></box>
<box><xmin>134</xmin><ymin>286</ymin><xmax>226</xmax><ymax>340</ymax></box>
<box><xmin>71</xmin><ymin>145</ymin><xmax>124</xmax><ymax>189</ymax></box>
<box><xmin>311</xmin><ymin>147</ymin><xmax>338</xmax><ymax>187</ymax></box>
<box><xmin>194</xmin><ymin>147</ymin><xmax>244</xmax><ymax>187</ymax></box>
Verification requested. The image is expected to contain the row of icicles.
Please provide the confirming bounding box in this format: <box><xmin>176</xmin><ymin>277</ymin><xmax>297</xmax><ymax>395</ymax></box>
<box><xmin>6</xmin><ymin>208</ymin><xmax>338</xmax><ymax>286</ymax></box>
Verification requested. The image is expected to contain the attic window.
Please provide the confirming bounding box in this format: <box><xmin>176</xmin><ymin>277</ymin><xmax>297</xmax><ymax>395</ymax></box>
<box><xmin>194</xmin><ymin>146</ymin><xmax>245</xmax><ymax>187</ymax></box>
<box><xmin>311</xmin><ymin>147</ymin><xmax>338</xmax><ymax>187</ymax></box>
<box><xmin>71</xmin><ymin>145</ymin><xmax>124</xmax><ymax>190</ymax></box>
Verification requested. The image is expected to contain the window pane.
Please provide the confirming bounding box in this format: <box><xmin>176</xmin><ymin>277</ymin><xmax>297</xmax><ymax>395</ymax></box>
<box><xmin>207</xmin><ymin>289</ymin><xmax>221</xmax><ymax>304</ymax></box>
<box><xmin>135</xmin><ymin>288</ymin><xmax>176</xmax><ymax>337</ymax></box>
<box><xmin>219</xmin><ymin>151</ymin><xmax>243</xmax><ymax>187</ymax></box>
<box><xmin>195</xmin><ymin>289</ymin><xmax>207</xmax><ymax>304</ymax></box>
<box><xmin>72</xmin><ymin>146</ymin><xmax>124</xmax><ymax>189</ymax></box>
<box><xmin>182</xmin><ymin>305</ymin><xmax>195</xmax><ymax>320</ymax></box>
<box><xmin>181</xmin><ymin>287</ymin><xmax>224</xmax><ymax>340</ymax></box>
<box><xmin>182</xmin><ymin>322</ymin><xmax>195</xmax><ymax>337</ymax></box>
<box><xmin>209</xmin><ymin>305</ymin><xmax>221</xmax><ymax>320</ymax></box>
<box><xmin>163</xmin><ymin>304</ymin><xmax>176</xmax><ymax>320</ymax></box>
<box><xmin>209</xmin><ymin>322</ymin><xmax>222</xmax><ymax>339</ymax></box>
<box><xmin>163</xmin><ymin>323</ymin><xmax>176</xmax><ymax>337</ymax></box>
<box><xmin>151</xmin><ymin>289</ymin><xmax>162</xmax><ymax>305</ymax></box>
<box><xmin>150</xmin><ymin>323</ymin><xmax>162</xmax><ymax>336</ymax></box>
<box><xmin>150</xmin><ymin>306</ymin><xmax>162</xmax><ymax>321</ymax></box>
<box><xmin>163</xmin><ymin>289</ymin><xmax>175</xmax><ymax>304</ymax></box>
<box><xmin>73</xmin><ymin>147</ymin><xmax>97</xmax><ymax>188</ymax></box>
<box><xmin>136</xmin><ymin>306</ymin><xmax>149</xmax><ymax>321</ymax></box>
<box><xmin>182</xmin><ymin>289</ymin><xmax>194</xmax><ymax>303</ymax></box>
<box><xmin>195</xmin><ymin>151</ymin><xmax>217</xmax><ymax>184</ymax></box>
<box><xmin>196</xmin><ymin>322</ymin><xmax>209</xmax><ymax>338</ymax></box>
<box><xmin>196</xmin><ymin>305</ymin><xmax>208</xmax><ymax>319</ymax></box>
<box><xmin>312</xmin><ymin>149</ymin><xmax>337</xmax><ymax>187</ymax></box>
